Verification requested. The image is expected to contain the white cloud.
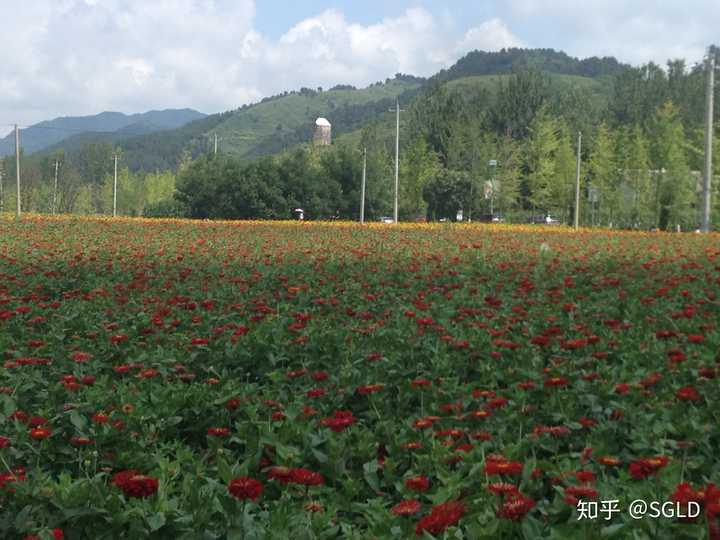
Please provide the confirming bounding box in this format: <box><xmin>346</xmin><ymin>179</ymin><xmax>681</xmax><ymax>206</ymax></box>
<box><xmin>0</xmin><ymin>1</ymin><xmax>523</xmax><ymax>127</ymax></box>
<box><xmin>455</xmin><ymin>18</ymin><xmax>524</xmax><ymax>55</ymax></box>
<box><xmin>502</xmin><ymin>0</ymin><xmax>718</xmax><ymax>66</ymax></box>
<box><xmin>2</xmin><ymin>0</ymin><xmax>715</xmax><ymax>130</ymax></box>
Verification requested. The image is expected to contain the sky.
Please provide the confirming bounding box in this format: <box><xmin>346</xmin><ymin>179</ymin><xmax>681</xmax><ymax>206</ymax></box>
<box><xmin>0</xmin><ymin>0</ymin><xmax>718</xmax><ymax>129</ymax></box>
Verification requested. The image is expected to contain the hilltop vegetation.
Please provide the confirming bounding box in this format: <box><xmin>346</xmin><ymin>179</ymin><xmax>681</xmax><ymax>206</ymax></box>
<box><xmin>2</xmin><ymin>47</ymin><xmax>718</xmax><ymax>230</ymax></box>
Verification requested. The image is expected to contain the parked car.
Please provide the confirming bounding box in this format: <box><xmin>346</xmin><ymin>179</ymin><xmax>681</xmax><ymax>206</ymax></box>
<box><xmin>528</xmin><ymin>214</ymin><xmax>560</xmax><ymax>225</ymax></box>
<box><xmin>379</xmin><ymin>216</ymin><xmax>394</xmax><ymax>224</ymax></box>
<box><xmin>476</xmin><ymin>213</ymin><xmax>504</xmax><ymax>223</ymax></box>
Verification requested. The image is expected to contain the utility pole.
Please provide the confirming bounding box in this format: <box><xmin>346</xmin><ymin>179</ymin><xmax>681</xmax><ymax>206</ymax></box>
<box><xmin>701</xmin><ymin>49</ymin><xmax>715</xmax><ymax>233</ymax></box>
<box><xmin>15</xmin><ymin>124</ymin><xmax>21</xmax><ymax>217</ymax></box>
<box><xmin>389</xmin><ymin>99</ymin><xmax>404</xmax><ymax>223</ymax></box>
<box><xmin>113</xmin><ymin>153</ymin><xmax>118</xmax><ymax>217</ymax></box>
<box><xmin>52</xmin><ymin>159</ymin><xmax>59</xmax><ymax>215</ymax></box>
<box><xmin>214</xmin><ymin>133</ymin><xmax>218</xmax><ymax>155</ymax></box>
<box><xmin>360</xmin><ymin>147</ymin><xmax>367</xmax><ymax>224</ymax></box>
<box><xmin>0</xmin><ymin>163</ymin><xmax>4</xmax><ymax>213</ymax></box>
<box><xmin>574</xmin><ymin>131</ymin><xmax>582</xmax><ymax>230</ymax></box>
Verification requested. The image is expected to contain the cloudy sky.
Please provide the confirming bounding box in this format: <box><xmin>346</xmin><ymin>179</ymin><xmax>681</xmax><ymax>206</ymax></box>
<box><xmin>1</xmin><ymin>0</ymin><xmax>717</xmax><ymax>128</ymax></box>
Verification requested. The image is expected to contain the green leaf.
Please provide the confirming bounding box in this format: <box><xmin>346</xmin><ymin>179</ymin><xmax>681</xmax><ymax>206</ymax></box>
<box><xmin>70</xmin><ymin>410</ymin><xmax>87</xmax><ymax>431</ymax></box>
<box><xmin>147</xmin><ymin>512</ymin><xmax>166</xmax><ymax>531</ymax></box>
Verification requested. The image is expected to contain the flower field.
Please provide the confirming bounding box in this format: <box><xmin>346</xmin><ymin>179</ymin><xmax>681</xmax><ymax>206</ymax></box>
<box><xmin>1</xmin><ymin>215</ymin><xmax>719</xmax><ymax>539</ymax></box>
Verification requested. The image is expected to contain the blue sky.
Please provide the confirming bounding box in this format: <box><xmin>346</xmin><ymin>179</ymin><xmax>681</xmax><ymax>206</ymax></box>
<box><xmin>1</xmin><ymin>1</ymin><xmax>718</xmax><ymax>127</ymax></box>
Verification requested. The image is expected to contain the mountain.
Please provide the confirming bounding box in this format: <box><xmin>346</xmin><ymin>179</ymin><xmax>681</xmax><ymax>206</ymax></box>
<box><xmin>0</xmin><ymin>108</ymin><xmax>206</xmax><ymax>157</ymax></box>
<box><xmin>35</xmin><ymin>48</ymin><xmax>628</xmax><ymax>172</ymax></box>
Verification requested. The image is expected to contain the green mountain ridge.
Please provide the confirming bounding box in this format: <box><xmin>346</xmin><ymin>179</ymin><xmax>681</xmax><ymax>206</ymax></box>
<box><xmin>39</xmin><ymin>48</ymin><xmax>629</xmax><ymax>172</ymax></box>
<box><xmin>0</xmin><ymin>108</ymin><xmax>206</xmax><ymax>157</ymax></box>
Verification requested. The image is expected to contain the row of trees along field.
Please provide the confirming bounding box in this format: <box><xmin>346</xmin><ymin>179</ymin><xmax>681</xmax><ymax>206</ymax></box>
<box><xmin>0</xmin><ymin>144</ymin><xmax>183</xmax><ymax>217</ymax></box>
<box><xmin>1</xmin><ymin>51</ymin><xmax>718</xmax><ymax>229</ymax></box>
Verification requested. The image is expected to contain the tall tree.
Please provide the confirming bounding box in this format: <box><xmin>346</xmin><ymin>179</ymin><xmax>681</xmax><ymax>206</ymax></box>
<box><xmin>525</xmin><ymin>106</ymin><xmax>560</xmax><ymax>212</ymax></box>
<box><xmin>648</xmin><ymin>101</ymin><xmax>694</xmax><ymax>229</ymax></box>
<box><xmin>587</xmin><ymin>123</ymin><xmax>618</xmax><ymax>226</ymax></box>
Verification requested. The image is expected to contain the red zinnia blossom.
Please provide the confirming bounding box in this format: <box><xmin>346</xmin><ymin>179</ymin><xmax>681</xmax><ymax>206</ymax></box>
<box><xmin>306</xmin><ymin>388</ymin><xmax>326</xmax><ymax>399</ymax></box>
<box><xmin>575</xmin><ymin>470</ymin><xmax>596</xmax><ymax>483</ymax></box>
<box><xmin>676</xmin><ymin>385</ymin><xmax>701</xmax><ymax>402</ymax></box>
<box><xmin>357</xmin><ymin>383</ymin><xmax>384</xmax><ymax>395</ymax></box>
<box><xmin>267</xmin><ymin>466</ymin><xmax>293</xmax><ymax>484</ymax></box>
<box><xmin>392</xmin><ymin>499</ymin><xmax>422</xmax><ymax>516</ymax></box>
<box><xmin>561</xmin><ymin>338</ymin><xmax>588</xmax><ymax>350</ymax></box>
<box><xmin>110</xmin><ymin>334</ymin><xmax>128</xmax><ymax>344</ymax></box>
<box><xmin>687</xmin><ymin>334</ymin><xmax>705</xmax><ymax>344</ymax></box>
<box><xmin>111</xmin><ymin>470</ymin><xmax>159</xmax><ymax>498</ymax></box>
<box><xmin>497</xmin><ymin>492</ymin><xmax>536</xmax><ymax>521</ymax></box>
<box><xmin>597</xmin><ymin>456</ymin><xmax>622</xmax><ymax>467</ymax></box>
<box><xmin>485</xmin><ymin>457</ymin><xmax>524</xmax><ymax>476</ymax></box>
<box><xmin>70</xmin><ymin>436</ymin><xmax>93</xmax><ymax>446</ymax></box>
<box><xmin>415</xmin><ymin>501</ymin><xmax>466</xmax><ymax>536</ymax></box>
<box><xmin>564</xmin><ymin>485</ymin><xmax>599</xmax><ymax>506</ymax></box>
<box><xmin>411</xmin><ymin>378</ymin><xmax>432</xmax><ymax>388</ymax></box>
<box><xmin>628</xmin><ymin>456</ymin><xmax>670</xmax><ymax>480</ymax></box>
<box><xmin>92</xmin><ymin>412</ymin><xmax>110</xmax><ymax>424</ymax></box>
<box><xmin>544</xmin><ymin>377</ymin><xmax>569</xmax><ymax>388</ymax></box>
<box><xmin>615</xmin><ymin>383</ymin><xmax>631</xmax><ymax>395</ymax></box>
<box><xmin>670</xmin><ymin>482</ymin><xmax>704</xmax><ymax>518</ymax></box>
<box><xmin>207</xmin><ymin>427</ymin><xmax>231</xmax><ymax>437</ymax></box>
<box><xmin>488</xmin><ymin>482</ymin><xmax>519</xmax><ymax>496</ymax></box>
<box><xmin>320</xmin><ymin>410</ymin><xmax>356</xmax><ymax>432</ymax></box>
<box><xmin>405</xmin><ymin>475</ymin><xmax>430</xmax><ymax>492</ymax></box>
<box><xmin>71</xmin><ymin>351</ymin><xmax>93</xmax><ymax>363</ymax></box>
<box><xmin>312</xmin><ymin>370</ymin><xmax>329</xmax><ymax>381</ymax></box>
<box><xmin>289</xmin><ymin>468</ymin><xmax>324</xmax><ymax>486</ymax></box>
<box><xmin>0</xmin><ymin>436</ymin><xmax>10</xmax><ymax>448</ymax></box>
<box><xmin>228</xmin><ymin>477</ymin><xmax>263</xmax><ymax>501</ymax></box>
<box><xmin>29</xmin><ymin>427</ymin><xmax>52</xmax><ymax>440</ymax></box>
<box><xmin>191</xmin><ymin>337</ymin><xmax>210</xmax><ymax>346</ymax></box>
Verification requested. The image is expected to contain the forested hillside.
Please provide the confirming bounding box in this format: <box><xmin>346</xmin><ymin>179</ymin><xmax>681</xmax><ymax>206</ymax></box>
<box><xmin>2</xmin><ymin>47</ymin><xmax>718</xmax><ymax>230</ymax></box>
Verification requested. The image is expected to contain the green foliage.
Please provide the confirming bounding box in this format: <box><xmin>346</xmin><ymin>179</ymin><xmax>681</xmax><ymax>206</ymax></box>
<box><xmin>423</xmin><ymin>169</ymin><xmax>471</xmax><ymax>221</ymax></box>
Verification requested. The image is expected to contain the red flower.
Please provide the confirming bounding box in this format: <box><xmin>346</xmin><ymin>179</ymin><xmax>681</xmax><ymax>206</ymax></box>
<box><xmin>357</xmin><ymin>383</ymin><xmax>384</xmax><ymax>395</ymax></box>
<box><xmin>228</xmin><ymin>477</ymin><xmax>263</xmax><ymax>501</ymax></box>
<box><xmin>312</xmin><ymin>370</ymin><xmax>329</xmax><ymax>381</ymax></box>
<box><xmin>615</xmin><ymin>383</ymin><xmax>631</xmax><ymax>395</ymax></box>
<box><xmin>392</xmin><ymin>499</ymin><xmax>422</xmax><ymax>516</ymax></box>
<box><xmin>267</xmin><ymin>466</ymin><xmax>293</xmax><ymax>484</ymax></box>
<box><xmin>498</xmin><ymin>492</ymin><xmax>536</xmax><ymax>521</ymax></box>
<box><xmin>415</xmin><ymin>501</ymin><xmax>466</xmax><ymax>536</ymax></box>
<box><xmin>320</xmin><ymin>410</ymin><xmax>356</xmax><ymax>432</ymax></box>
<box><xmin>71</xmin><ymin>351</ymin><xmax>93</xmax><ymax>363</ymax></box>
<box><xmin>207</xmin><ymin>427</ymin><xmax>231</xmax><ymax>437</ymax></box>
<box><xmin>676</xmin><ymin>385</ymin><xmax>701</xmax><ymax>402</ymax></box>
<box><xmin>0</xmin><ymin>436</ymin><xmax>10</xmax><ymax>448</ymax></box>
<box><xmin>564</xmin><ymin>485</ymin><xmax>599</xmax><ymax>505</ymax></box>
<box><xmin>485</xmin><ymin>457</ymin><xmax>523</xmax><ymax>476</ymax></box>
<box><xmin>405</xmin><ymin>475</ymin><xmax>430</xmax><ymax>492</ymax></box>
<box><xmin>289</xmin><ymin>468</ymin><xmax>324</xmax><ymax>486</ymax></box>
<box><xmin>544</xmin><ymin>377</ymin><xmax>569</xmax><ymax>388</ymax></box>
<box><xmin>488</xmin><ymin>482</ymin><xmax>519</xmax><ymax>496</ymax></box>
<box><xmin>306</xmin><ymin>388</ymin><xmax>326</xmax><ymax>399</ymax></box>
<box><xmin>111</xmin><ymin>470</ymin><xmax>159</xmax><ymax>498</ymax></box>
<box><xmin>29</xmin><ymin>427</ymin><xmax>52</xmax><ymax>440</ymax></box>
<box><xmin>628</xmin><ymin>456</ymin><xmax>670</xmax><ymax>480</ymax></box>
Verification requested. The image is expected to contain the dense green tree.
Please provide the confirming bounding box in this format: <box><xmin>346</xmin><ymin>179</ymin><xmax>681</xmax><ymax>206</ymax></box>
<box><xmin>399</xmin><ymin>137</ymin><xmax>441</xmax><ymax>220</ymax></box>
<box><xmin>587</xmin><ymin>123</ymin><xmax>618</xmax><ymax>226</ymax></box>
<box><xmin>648</xmin><ymin>101</ymin><xmax>694</xmax><ymax>229</ymax></box>
<box><xmin>525</xmin><ymin>107</ymin><xmax>560</xmax><ymax>212</ymax></box>
<box><xmin>423</xmin><ymin>169</ymin><xmax>472</xmax><ymax>221</ymax></box>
